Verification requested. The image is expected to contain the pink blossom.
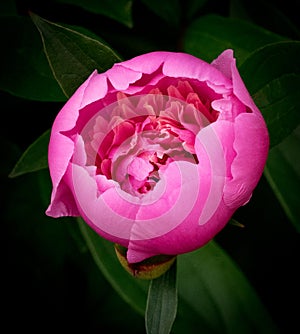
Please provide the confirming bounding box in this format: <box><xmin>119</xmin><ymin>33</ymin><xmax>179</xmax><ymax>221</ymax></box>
<box><xmin>46</xmin><ymin>50</ymin><xmax>269</xmax><ymax>263</ymax></box>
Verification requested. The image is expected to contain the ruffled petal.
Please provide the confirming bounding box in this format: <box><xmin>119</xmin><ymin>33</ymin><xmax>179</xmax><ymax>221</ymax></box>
<box><xmin>121</xmin><ymin>51</ymin><xmax>232</xmax><ymax>94</ymax></box>
<box><xmin>106</xmin><ymin>64</ymin><xmax>143</xmax><ymax>90</ymax></box>
<box><xmin>211</xmin><ymin>49</ymin><xmax>260</xmax><ymax>114</ymax></box>
<box><xmin>162</xmin><ymin>52</ymin><xmax>232</xmax><ymax>94</ymax></box>
<box><xmin>120</xmin><ymin>51</ymin><xmax>171</xmax><ymax>73</ymax></box>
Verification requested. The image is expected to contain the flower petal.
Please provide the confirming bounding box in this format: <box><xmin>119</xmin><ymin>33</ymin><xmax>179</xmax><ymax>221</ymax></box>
<box><xmin>126</xmin><ymin>123</ymin><xmax>228</xmax><ymax>263</ymax></box>
<box><xmin>68</xmin><ymin>163</ymin><xmax>135</xmax><ymax>244</ymax></box>
<box><xmin>211</xmin><ymin>49</ymin><xmax>260</xmax><ymax>114</ymax></box>
<box><xmin>126</xmin><ymin>199</ymin><xmax>233</xmax><ymax>263</ymax></box>
<box><xmin>223</xmin><ymin>112</ymin><xmax>269</xmax><ymax>208</ymax></box>
<box><xmin>106</xmin><ymin>64</ymin><xmax>143</xmax><ymax>90</ymax></box>
<box><xmin>46</xmin><ymin>70</ymin><xmax>100</xmax><ymax>217</ymax></box>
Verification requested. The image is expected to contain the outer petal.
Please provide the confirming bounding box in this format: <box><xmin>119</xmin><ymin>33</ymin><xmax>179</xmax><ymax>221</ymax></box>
<box><xmin>212</xmin><ymin>50</ymin><xmax>269</xmax><ymax>208</ymax></box>
<box><xmin>46</xmin><ymin>70</ymin><xmax>103</xmax><ymax>217</ymax></box>
<box><xmin>66</xmin><ymin>163</ymin><xmax>135</xmax><ymax>245</ymax></box>
<box><xmin>211</xmin><ymin>49</ymin><xmax>234</xmax><ymax>80</ymax></box>
<box><xmin>162</xmin><ymin>52</ymin><xmax>232</xmax><ymax>94</ymax></box>
<box><xmin>121</xmin><ymin>51</ymin><xmax>233</xmax><ymax>94</ymax></box>
<box><xmin>126</xmin><ymin>200</ymin><xmax>234</xmax><ymax>263</ymax></box>
<box><xmin>106</xmin><ymin>65</ymin><xmax>143</xmax><ymax>90</ymax></box>
<box><xmin>223</xmin><ymin>112</ymin><xmax>269</xmax><ymax>208</ymax></box>
<box><xmin>211</xmin><ymin>49</ymin><xmax>261</xmax><ymax>114</ymax></box>
<box><xmin>120</xmin><ymin>51</ymin><xmax>172</xmax><ymax>74</ymax></box>
<box><xmin>80</xmin><ymin>73</ymin><xmax>108</xmax><ymax>108</ymax></box>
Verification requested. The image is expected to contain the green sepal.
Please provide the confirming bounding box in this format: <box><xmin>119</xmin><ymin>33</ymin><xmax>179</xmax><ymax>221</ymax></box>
<box><xmin>114</xmin><ymin>244</ymin><xmax>176</xmax><ymax>280</ymax></box>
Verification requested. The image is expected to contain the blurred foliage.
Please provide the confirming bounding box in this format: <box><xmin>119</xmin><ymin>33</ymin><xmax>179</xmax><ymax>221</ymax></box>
<box><xmin>2</xmin><ymin>0</ymin><xmax>300</xmax><ymax>333</ymax></box>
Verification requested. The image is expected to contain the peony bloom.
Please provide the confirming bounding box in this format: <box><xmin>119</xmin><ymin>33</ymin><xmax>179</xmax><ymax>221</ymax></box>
<box><xmin>46</xmin><ymin>50</ymin><xmax>269</xmax><ymax>264</ymax></box>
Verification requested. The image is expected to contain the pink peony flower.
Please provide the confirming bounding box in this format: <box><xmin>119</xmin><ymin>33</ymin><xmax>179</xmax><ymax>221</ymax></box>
<box><xmin>46</xmin><ymin>50</ymin><xmax>269</xmax><ymax>264</ymax></box>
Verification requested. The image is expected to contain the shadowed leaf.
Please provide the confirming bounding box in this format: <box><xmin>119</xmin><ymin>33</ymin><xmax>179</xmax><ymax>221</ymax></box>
<box><xmin>9</xmin><ymin>129</ymin><xmax>50</xmax><ymax>178</ymax></box>
<box><xmin>30</xmin><ymin>12</ymin><xmax>121</xmax><ymax>97</ymax></box>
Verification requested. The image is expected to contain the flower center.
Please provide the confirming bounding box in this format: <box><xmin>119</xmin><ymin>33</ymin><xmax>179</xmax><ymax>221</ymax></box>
<box><xmin>127</xmin><ymin>152</ymin><xmax>168</xmax><ymax>194</ymax></box>
<box><xmin>87</xmin><ymin>80</ymin><xmax>217</xmax><ymax>197</ymax></box>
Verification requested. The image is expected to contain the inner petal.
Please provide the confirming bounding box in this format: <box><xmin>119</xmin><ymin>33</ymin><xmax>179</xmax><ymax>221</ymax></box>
<box><xmin>79</xmin><ymin>79</ymin><xmax>221</xmax><ymax>198</ymax></box>
<box><xmin>128</xmin><ymin>156</ymin><xmax>154</xmax><ymax>181</ymax></box>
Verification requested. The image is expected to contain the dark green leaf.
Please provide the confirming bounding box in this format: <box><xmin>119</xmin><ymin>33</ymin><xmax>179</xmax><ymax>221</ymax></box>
<box><xmin>78</xmin><ymin>217</ymin><xmax>279</xmax><ymax>334</ymax></box>
<box><xmin>240</xmin><ymin>41</ymin><xmax>300</xmax><ymax>147</ymax></box>
<box><xmin>9</xmin><ymin>129</ymin><xmax>50</xmax><ymax>178</ymax></box>
<box><xmin>229</xmin><ymin>0</ymin><xmax>253</xmax><ymax>21</ymax></box>
<box><xmin>55</xmin><ymin>0</ymin><xmax>133</xmax><ymax>28</ymax></box>
<box><xmin>30</xmin><ymin>12</ymin><xmax>122</xmax><ymax>98</ymax></box>
<box><xmin>264</xmin><ymin>125</ymin><xmax>300</xmax><ymax>232</ymax></box>
<box><xmin>145</xmin><ymin>261</ymin><xmax>177</xmax><ymax>334</ymax></box>
<box><xmin>0</xmin><ymin>16</ymin><xmax>66</xmax><ymax>101</ymax></box>
<box><xmin>183</xmin><ymin>14</ymin><xmax>287</xmax><ymax>64</ymax></box>
<box><xmin>4</xmin><ymin>144</ymin><xmax>145</xmax><ymax>332</ymax></box>
<box><xmin>141</xmin><ymin>0</ymin><xmax>181</xmax><ymax>27</ymax></box>
<box><xmin>230</xmin><ymin>0</ymin><xmax>300</xmax><ymax>40</ymax></box>
<box><xmin>175</xmin><ymin>241</ymin><xmax>279</xmax><ymax>334</ymax></box>
<box><xmin>183</xmin><ymin>0</ymin><xmax>208</xmax><ymax>21</ymax></box>
<box><xmin>4</xmin><ymin>168</ymin><xmax>71</xmax><ymax>269</ymax></box>
<box><xmin>77</xmin><ymin>218</ymin><xmax>149</xmax><ymax>315</ymax></box>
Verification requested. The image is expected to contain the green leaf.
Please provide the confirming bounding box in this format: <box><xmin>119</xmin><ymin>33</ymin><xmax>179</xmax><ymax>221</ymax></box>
<box><xmin>145</xmin><ymin>260</ymin><xmax>177</xmax><ymax>334</ymax></box>
<box><xmin>30</xmin><ymin>12</ymin><xmax>122</xmax><ymax>98</ymax></box>
<box><xmin>264</xmin><ymin>125</ymin><xmax>300</xmax><ymax>232</ymax></box>
<box><xmin>183</xmin><ymin>0</ymin><xmax>208</xmax><ymax>21</ymax></box>
<box><xmin>77</xmin><ymin>218</ymin><xmax>149</xmax><ymax>315</ymax></box>
<box><xmin>0</xmin><ymin>16</ymin><xmax>66</xmax><ymax>101</ymax></box>
<box><xmin>77</xmin><ymin>214</ymin><xmax>279</xmax><ymax>334</ymax></box>
<box><xmin>230</xmin><ymin>0</ymin><xmax>300</xmax><ymax>40</ymax></box>
<box><xmin>239</xmin><ymin>41</ymin><xmax>300</xmax><ymax>148</ymax></box>
<box><xmin>175</xmin><ymin>241</ymin><xmax>279</xmax><ymax>334</ymax></box>
<box><xmin>55</xmin><ymin>0</ymin><xmax>133</xmax><ymax>28</ymax></box>
<box><xmin>141</xmin><ymin>0</ymin><xmax>181</xmax><ymax>27</ymax></box>
<box><xmin>183</xmin><ymin>14</ymin><xmax>287</xmax><ymax>64</ymax></box>
<box><xmin>9</xmin><ymin>129</ymin><xmax>50</xmax><ymax>178</ymax></box>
